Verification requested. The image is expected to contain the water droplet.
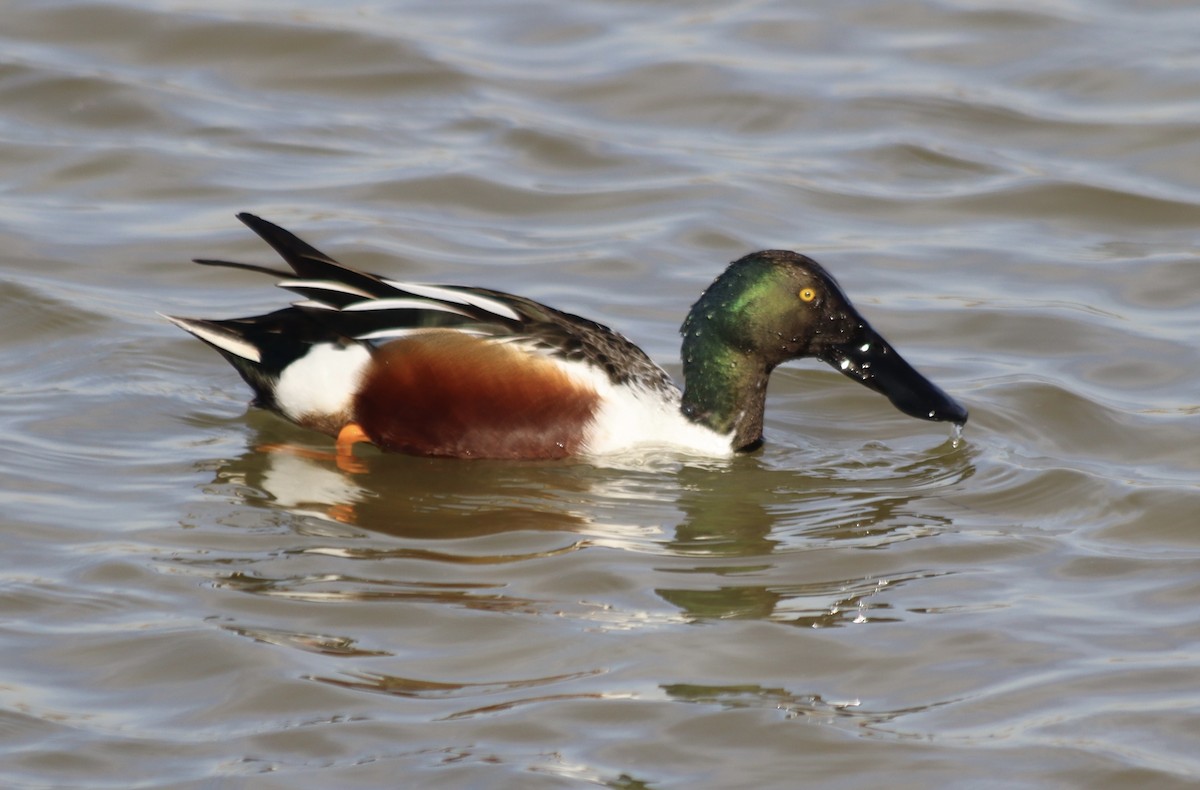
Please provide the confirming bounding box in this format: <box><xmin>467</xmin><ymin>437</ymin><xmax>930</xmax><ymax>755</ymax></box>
<box><xmin>950</xmin><ymin>423</ymin><xmax>963</xmax><ymax>448</ymax></box>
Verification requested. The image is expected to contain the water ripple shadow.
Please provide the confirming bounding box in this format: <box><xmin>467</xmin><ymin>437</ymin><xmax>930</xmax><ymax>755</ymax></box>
<box><xmin>661</xmin><ymin>682</ymin><xmax>958</xmax><ymax>732</ymax></box>
<box><xmin>313</xmin><ymin>668</ymin><xmax>603</xmax><ymax>702</ymax></box>
<box><xmin>656</xmin><ymin>569</ymin><xmax>950</xmax><ymax>627</ymax></box>
<box><xmin>213</xmin><ymin>571</ymin><xmax>539</xmax><ymax>613</ymax></box>
<box><xmin>218</xmin><ymin>620</ymin><xmax>391</xmax><ymax>658</ymax></box>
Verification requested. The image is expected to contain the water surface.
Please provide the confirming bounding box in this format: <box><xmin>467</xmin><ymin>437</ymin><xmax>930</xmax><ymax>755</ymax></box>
<box><xmin>3</xmin><ymin>1</ymin><xmax>1200</xmax><ymax>787</ymax></box>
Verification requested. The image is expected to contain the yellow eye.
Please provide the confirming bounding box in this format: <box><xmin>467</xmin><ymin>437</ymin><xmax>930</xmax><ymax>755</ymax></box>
<box><xmin>799</xmin><ymin>287</ymin><xmax>816</xmax><ymax>303</ymax></box>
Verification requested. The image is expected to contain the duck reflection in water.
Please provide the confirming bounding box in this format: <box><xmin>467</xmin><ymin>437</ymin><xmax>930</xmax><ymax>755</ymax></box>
<box><xmin>201</xmin><ymin>424</ymin><xmax>972</xmax><ymax>628</ymax></box>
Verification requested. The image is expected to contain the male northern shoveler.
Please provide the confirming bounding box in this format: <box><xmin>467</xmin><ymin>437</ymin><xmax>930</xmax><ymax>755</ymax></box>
<box><xmin>166</xmin><ymin>213</ymin><xmax>967</xmax><ymax>461</ymax></box>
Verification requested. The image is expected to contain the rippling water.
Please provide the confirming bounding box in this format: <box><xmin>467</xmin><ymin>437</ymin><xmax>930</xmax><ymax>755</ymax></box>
<box><xmin>4</xmin><ymin>1</ymin><xmax>1200</xmax><ymax>787</ymax></box>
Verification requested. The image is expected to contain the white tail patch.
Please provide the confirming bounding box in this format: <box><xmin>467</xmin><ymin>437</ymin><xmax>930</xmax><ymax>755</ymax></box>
<box><xmin>275</xmin><ymin>342</ymin><xmax>372</xmax><ymax>424</ymax></box>
<box><xmin>161</xmin><ymin>314</ymin><xmax>262</xmax><ymax>363</ymax></box>
<box><xmin>382</xmin><ymin>281</ymin><xmax>522</xmax><ymax>322</ymax></box>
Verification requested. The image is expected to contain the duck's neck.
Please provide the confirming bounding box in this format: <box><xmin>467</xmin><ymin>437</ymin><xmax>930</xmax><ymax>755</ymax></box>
<box><xmin>679</xmin><ymin>334</ymin><xmax>771</xmax><ymax>452</ymax></box>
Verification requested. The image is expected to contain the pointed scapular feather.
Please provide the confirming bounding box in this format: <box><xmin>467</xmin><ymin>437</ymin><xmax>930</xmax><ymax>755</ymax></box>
<box><xmin>383</xmin><ymin>281</ymin><xmax>522</xmax><ymax>322</ymax></box>
<box><xmin>354</xmin><ymin>326</ymin><xmax>492</xmax><ymax>341</ymax></box>
<box><xmin>341</xmin><ymin>298</ymin><xmax>470</xmax><ymax>315</ymax></box>
<box><xmin>277</xmin><ymin>279</ymin><xmax>376</xmax><ymax>299</ymax></box>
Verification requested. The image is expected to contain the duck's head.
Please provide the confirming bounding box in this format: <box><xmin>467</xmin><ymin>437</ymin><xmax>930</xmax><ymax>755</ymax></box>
<box><xmin>680</xmin><ymin>250</ymin><xmax>968</xmax><ymax>449</ymax></box>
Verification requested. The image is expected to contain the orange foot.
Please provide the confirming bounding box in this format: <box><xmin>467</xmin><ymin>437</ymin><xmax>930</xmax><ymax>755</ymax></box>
<box><xmin>334</xmin><ymin>423</ymin><xmax>372</xmax><ymax>473</ymax></box>
<box><xmin>327</xmin><ymin>502</ymin><xmax>359</xmax><ymax>524</ymax></box>
<box><xmin>256</xmin><ymin>422</ymin><xmax>374</xmax><ymax>475</ymax></box>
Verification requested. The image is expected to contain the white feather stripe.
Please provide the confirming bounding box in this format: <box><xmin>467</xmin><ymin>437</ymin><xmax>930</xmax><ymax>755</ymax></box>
<box><xmin>277</xmin><ymin>279</ymin><xmax>374</xmax><ymax>298</ymax></box>
<box><xmin>353</xmin><ymin>327</ymin><xmax>430</xmax><ymax>341</ymax></box>
<box><xmin>381</xmin><ymin>281</ymin><xmax>521</xmax><ymax>322</ymax></box>
<box><xmin>161</xmin><ymin>314</ymin><xmax>262</xmax><ymax>363</ymax></box>
<box><xmin>354</xmin><ymin>327</ymin><xmax>491</xmax><ymax>341</ymax></box>
<box><xmin>341</xmin><ymin>298</ymin><xmax>469</xmax><ymax>315</ymax></box>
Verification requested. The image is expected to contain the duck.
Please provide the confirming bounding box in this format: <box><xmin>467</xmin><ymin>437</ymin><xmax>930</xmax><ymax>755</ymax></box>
<box><xmin>166</xmin><ymin>213</ymin><xmax>967</xmax><ymax>461</ymax></box>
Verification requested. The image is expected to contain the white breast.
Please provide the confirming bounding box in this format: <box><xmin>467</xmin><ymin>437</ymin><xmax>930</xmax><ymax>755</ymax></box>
<box><xmin>549</xmin><ymin>358</ymin><xmax>734</xmax><ymax>458</ymax></box>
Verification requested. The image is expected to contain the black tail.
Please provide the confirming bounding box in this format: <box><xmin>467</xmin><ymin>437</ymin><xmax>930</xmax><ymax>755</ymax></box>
<box><xmin>164</xmin><ymin>309</ymin><xmax>338</xmax><ymax>412</ymax></box>
<box><xmin>227</xmin><ymin>213</ymin><xmax>391</xmax><ymax>296</ymax></box>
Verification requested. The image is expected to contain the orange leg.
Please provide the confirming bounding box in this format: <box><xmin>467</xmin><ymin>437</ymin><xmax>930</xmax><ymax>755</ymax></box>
<box><xmin>334</xmin><ymin>422</ymin><xmax>372</xmax><ymax>473</ymax></box>
<box><xmin>256</xmin><ymin>423</ymin><xmax>373</xmax><ymax>474</ymax></box>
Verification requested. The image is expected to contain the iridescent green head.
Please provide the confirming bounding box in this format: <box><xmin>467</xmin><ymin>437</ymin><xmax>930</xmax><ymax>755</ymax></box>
<box><xmin>680</xmin><ymin>251</ymin><xmax>967</xmax><ymax>450</ymax></box>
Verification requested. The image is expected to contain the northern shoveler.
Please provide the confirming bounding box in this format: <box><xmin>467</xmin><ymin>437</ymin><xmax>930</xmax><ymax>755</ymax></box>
<box><xmin>166</xmin><ymin>214</ymin><xmax>967</xmax><ymax>461</ymax></box>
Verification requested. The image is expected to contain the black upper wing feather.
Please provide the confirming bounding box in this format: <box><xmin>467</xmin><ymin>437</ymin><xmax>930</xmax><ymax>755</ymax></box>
<box><xmin>294</xmin><ymin>304</ymin><xmax>484</xmax><ymax>338</ymax></box>
<box><xmin>188</xmin><ymin>214</ymin><xmax>677</xmax><ymax>392</ymax></box>
<box><xmin>235</xmin><ymin>213</ymin><xmax>394</xmax><ymax>296</ymax></box>
<box><xmin>192</xmin><ymin>258</ymin><xmax>293</xmax><ymax>278</ymax></box>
